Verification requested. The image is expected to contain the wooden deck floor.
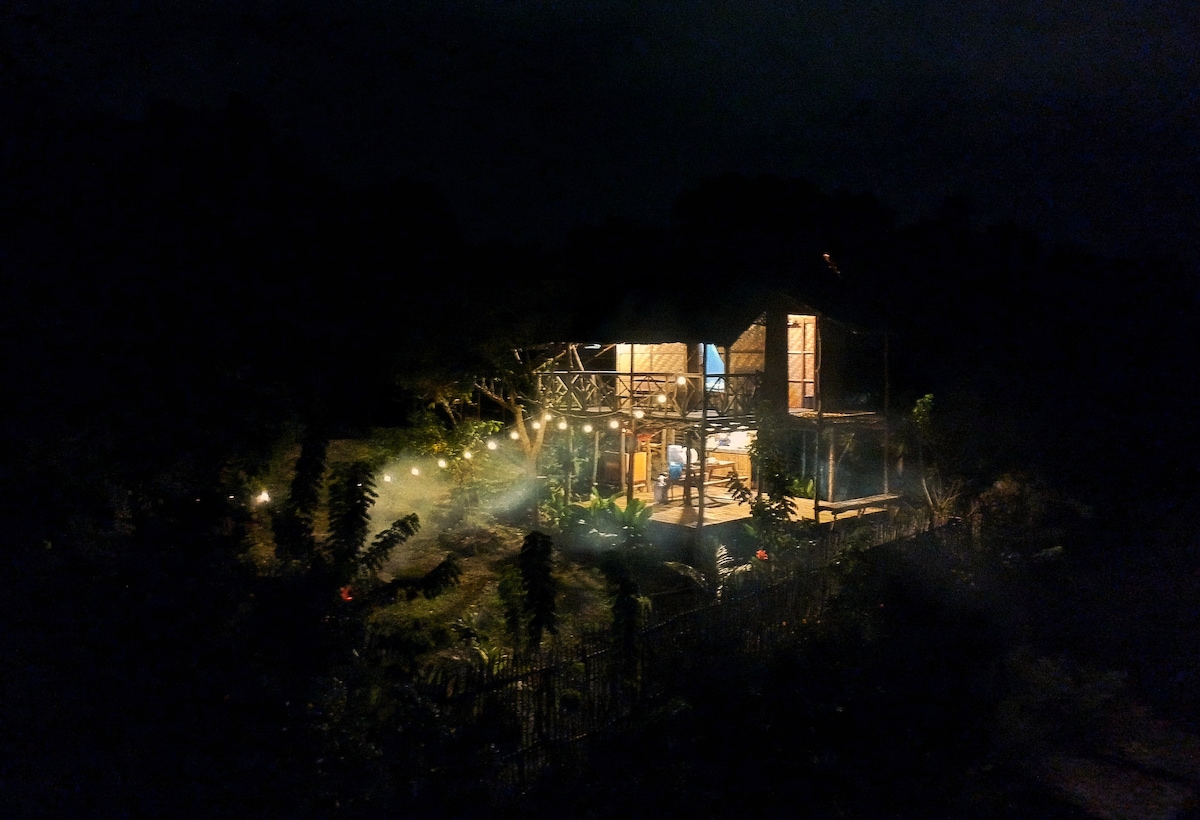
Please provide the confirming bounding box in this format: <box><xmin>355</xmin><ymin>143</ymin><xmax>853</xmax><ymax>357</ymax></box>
<box><xmin>617</xmin><ymin>491</ymin><xmax>900</xmax><ymax>529</ymax></box>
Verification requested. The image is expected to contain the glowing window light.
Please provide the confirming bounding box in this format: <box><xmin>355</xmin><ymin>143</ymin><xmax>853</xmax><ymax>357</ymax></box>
<box><xmin>633</xmin><ymin>409</ymin><xmax>645</xmax><ymax>419</ymax></box>
<box><xmin>437</xmin><ymin>458</ymin><xmax>448</xmax><ymax>469</ymax></box>
<box><xmin>509</xmin><ymin>430</ymin><xmax>520</xmax><ymax>440</ymax></box>
<box><xmin>556</xmin><ymin>420</ymin><xmax>568</xmax><ymax>431</ymax></box>
<box><xmin>256</xmin><ymin>490</ymin><xmax>270</xmax><ymax>503</ymax></box>
<box><xmin>486</xmin><ymin>439</ymin><xmax>498</xmax><ymax>450</ymax></box>
<box><xmin>582</xmin><ymin>423</ymin><xmax>593</xmax><ymax>434</ymax></box>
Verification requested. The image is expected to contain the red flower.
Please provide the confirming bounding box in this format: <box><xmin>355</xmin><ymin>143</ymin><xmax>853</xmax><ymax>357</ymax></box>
<box><xmin>339</xmin><ymin>585</ymin><xmax>353</xmax><ymax>602</ymax></box>
<box><xmin>756</xmin><ymin>549</ymin><xmax>769</xmax><ymax>561</ymax></box>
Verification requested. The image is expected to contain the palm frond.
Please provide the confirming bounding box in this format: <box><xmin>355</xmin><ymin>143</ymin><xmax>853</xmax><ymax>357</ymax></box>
<box><xmin>358</xmin><ymin>513</ymin><xmax>421</xmax><ymax>576</ymax></box>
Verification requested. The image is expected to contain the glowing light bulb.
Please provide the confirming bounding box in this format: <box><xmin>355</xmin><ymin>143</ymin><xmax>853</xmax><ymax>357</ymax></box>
<box><xmin>411</xmin><ymin>467</ymin><xmax>420</xmax><ymax>476</ymax></box>
<box><xmin>383</xmin><ymin>474</ymin><xmax>392</xmax><ymax>482</ymax></box>
<box><xmin>633</xmin><ymin>409</ymin><xmax>645</xmax><ymax>419</ymax></box>
<box><xmin>509</xmin><ymin>430</ymin><xmax>520</xmax><ymax>440</ymax></box>
<box><xmin>487</xmin><ymin>439</ymin><xmax>498</xmax><ymax>450</ymax></box>
<box><xmin>463</xmin><ymin>450</ymin><xmax>472</xmax><ymax>459</ymax></box>
<box><xmin>656</xmin><ymin>393</ymin><xmax>667</xmax><ymax>404</ymax></box>
<box><xmin>543</xmin><ymin>412</ymin><xmax>553</xmax><ymax>421</ymax></box>
<box><xmin>677</xmin><ymin>375</ymin><xmax>687</xmax><ymax>385</ymax></box>
<box><xmin>582</xmin><ymin>424</ymin><xmax>593</xmax><ymax>434</ymax></box>
<box><xmin>532</xmin><ymin>421</ymin><xmax>541</xmax><ymax>430</ymax></box>
<box><xmin>437</xmin><ymin>458</ymin><xmax>447</xmax><ymax>469</ymax></box>
<box><xmin>609</xmin><ymin>420</ymin><xmax>620</xmax><ymax>429</ymax></box>
<box><xmin>556</xmin><ymin>420</ymin><xmax>568</xmax><ymax>431</ymax></box>
<box><xmin>256</xmin><ymin>490</ymin><xmax>270</xmax><ymax>503</ymax></box>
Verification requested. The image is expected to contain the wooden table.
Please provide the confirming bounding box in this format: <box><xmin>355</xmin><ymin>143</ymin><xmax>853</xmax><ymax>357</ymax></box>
<box><xmin>666</xmin><ymin>459</ymin><xmax>738</xmax><ymax>501</ymax></box>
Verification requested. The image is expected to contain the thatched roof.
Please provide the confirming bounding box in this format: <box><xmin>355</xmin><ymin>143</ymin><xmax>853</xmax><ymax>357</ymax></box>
<box><xmin>565</xmin><ymin>283</ymin><xmax>851</xmax><ymax>346</ymax></box>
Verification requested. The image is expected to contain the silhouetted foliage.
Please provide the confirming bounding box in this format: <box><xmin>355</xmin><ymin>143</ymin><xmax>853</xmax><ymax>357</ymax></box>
<box><xmin>327</xmin><ymin>462</ymin><xmax>378</xmax><ymax>577</ymax></box>
<box><xmin>361</xmin><ymin>513</ymin><xmax>422</xmax><ymax>576</ymax></box>
<box><xmin>519</xmin><ymin>531</ymin><xmax>559</xmax><ymax>648</ymax></box>
<box><xmin>378</xmin><ymin>552</ymin><xmax>462</xmax><ymax>602</ymax></box>
<box><xmin>273</xmin><ymin>433</ymin><xmax>329</xmax><ymax>568</ymax></box>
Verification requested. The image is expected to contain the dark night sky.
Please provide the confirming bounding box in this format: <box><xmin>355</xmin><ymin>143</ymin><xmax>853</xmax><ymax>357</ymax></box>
<box><xmin>5</xmin><ymin>0</ymin><xmax>1200</xmax><ymax>265</ymax></box>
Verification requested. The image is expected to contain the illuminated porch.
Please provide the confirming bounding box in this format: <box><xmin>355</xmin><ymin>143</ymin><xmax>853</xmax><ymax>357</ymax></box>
<box><xmin>614</xmin><ymin>488</ymin><xmax>901</xmax><ymax>529</ymax></box>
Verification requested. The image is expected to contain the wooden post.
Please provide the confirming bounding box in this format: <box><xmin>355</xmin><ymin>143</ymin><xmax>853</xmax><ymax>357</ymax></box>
<box><xmin>682</xmin><ymin>431</ymin><xmax>693</xmax><ymax>510</ymax></box>
<box><xmin>591</xmin><ymin>427</ymin><xmax>600</xmax><ymax>490</ymax></box>
<box><xmin>883</xmin><ymin>331</ymin><xmax>890</xmax><ymax>494</ymax></box>
<box><xmin>620</xmin><ymin>428</ymin><xmax>628</xmax><ymax>500</ymax></box>
<box><xmin>801</xmin><ymin>429</ymin><xmax>808</xmax><ymax>485</ymax></box>
<box><xmin>827</xmin><ymin>429</ymin><xmax>836</xmax><ymax>503</ymax></box>
<box><xmin>813</xmin><ymin>315</ymin><xmax>823</xmax><ymax>527</ymax></box>
<box><xmin>698</xmin><ymin>343</ymin><xmax>708</xmax><ymax>538</ymax></box>
<box><xmin>627</xmin><ymin>346</ymin><xmax>635</xmax><ymax>505</ymax></box>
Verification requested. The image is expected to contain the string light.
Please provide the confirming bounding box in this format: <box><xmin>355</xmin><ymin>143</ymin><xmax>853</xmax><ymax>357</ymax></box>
<box><xmin>609</xmin><ymin>420</ymin><xmax>620</xmax><ymax>429</ymax></box>
<box><xmin>487</xmin><ymin>439</ymin><xmax>498</xmax><ymax>450</ymax></box>
<box><xmin>437</xmin><ymin>458</ymin><xmax>448</xmax><ymax>469</ymax></box>
<box><xmin>509</xmin><ymin>430</ymin><xmax>520</xmax><ymax>440</ymax></box>
<box><xmin>532</xmin><ymin>421</ymin><xmax>542</xmax><ymax>430</ymax></box>
<box><xmin>633</xmin><ymin>409</ymin><xmax>645</xmax><ymax>419</ymax></box>
<box><xmin>582</xmin><ymin>423</ymin><xmax>593</xmax><ymax>434</ymax></box>
<box><xmin>411</xmin><ymin>467</ymin><xmax>420</xmax><ymax>476</ymax></box>
<box><xmin>463</xmin><ymin>450</ymin><xmax>472</xmax><ymax>459</ymax></box>
<box><xmin>656</xmin><ymin>393</ymin><xmax>667</xmax><ymax>404</ymax></box>
<box><xmin>383</xmin><ymin>474</ymin><xmax>392</xmax><ymax>482</ymax></box>
<box><xmin>557</xmin><ymin>419</ymin><xmax>568</xmax><ymax>431</ymax></box>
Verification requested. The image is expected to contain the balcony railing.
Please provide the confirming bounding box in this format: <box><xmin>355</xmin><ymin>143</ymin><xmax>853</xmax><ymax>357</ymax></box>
<box><xmin>535</xmin><ymin>369</ymin><xmax>762</xmax><ymax>419</ymax></box>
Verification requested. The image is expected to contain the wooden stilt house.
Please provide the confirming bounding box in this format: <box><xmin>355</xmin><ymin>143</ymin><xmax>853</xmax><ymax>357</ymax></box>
<box><xmin>527</xmin><ymin>291</ymin><xmax>901</xmax><ymax>538</ymax></box>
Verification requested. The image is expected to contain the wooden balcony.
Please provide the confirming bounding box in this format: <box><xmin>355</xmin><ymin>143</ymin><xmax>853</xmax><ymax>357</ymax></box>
<box><xmin>535</xmin><ymin>369</ymin><xmax>762</xmax><ymax>421</ymax></box>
